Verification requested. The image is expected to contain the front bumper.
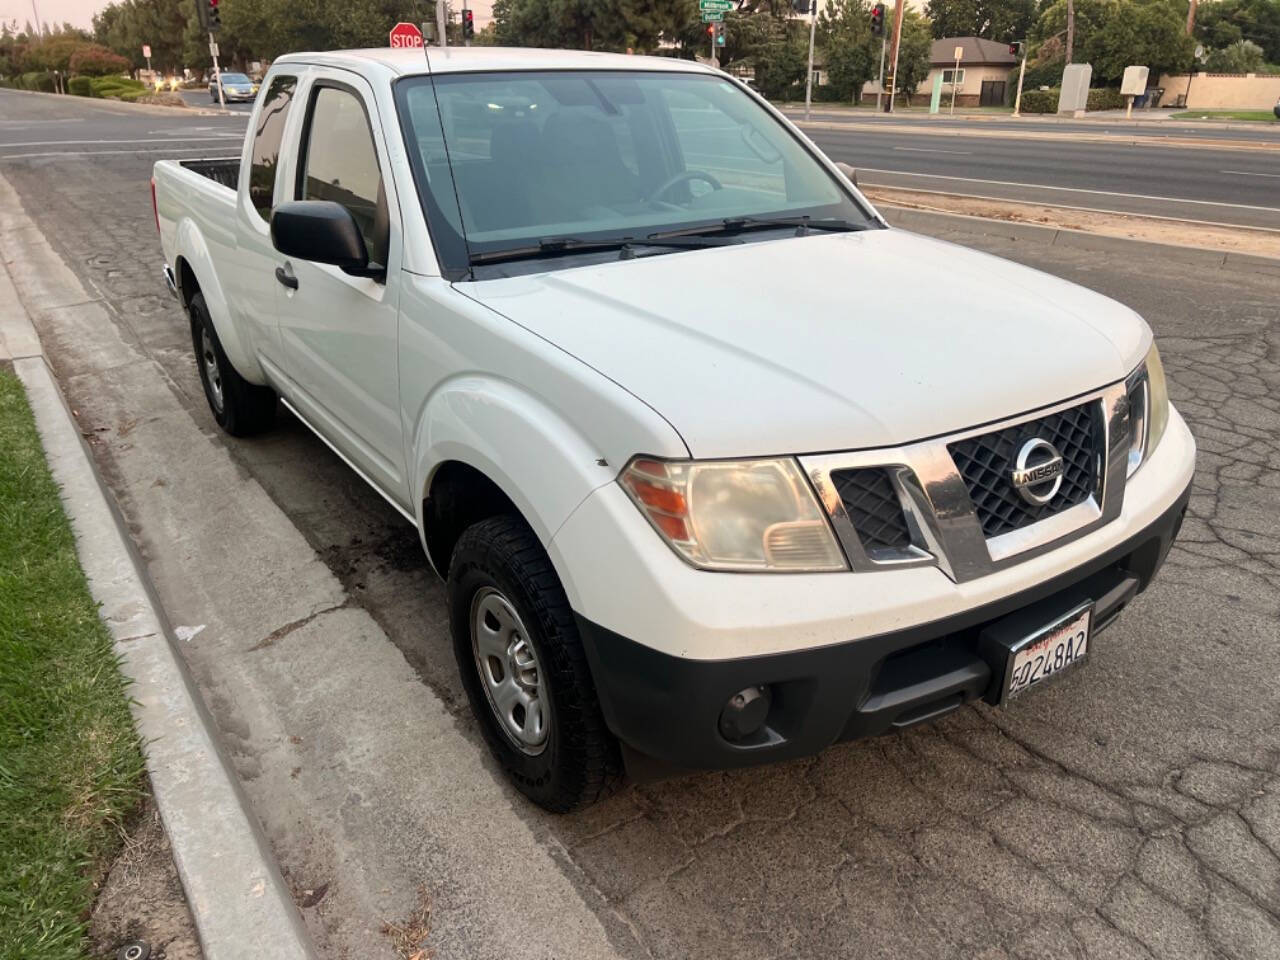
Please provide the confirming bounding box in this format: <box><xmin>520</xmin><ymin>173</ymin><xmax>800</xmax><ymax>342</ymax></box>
<box><xmin>577</xmin><ymin>480</ymin><xmax>1189</xmax><ymax>771</ymax></box>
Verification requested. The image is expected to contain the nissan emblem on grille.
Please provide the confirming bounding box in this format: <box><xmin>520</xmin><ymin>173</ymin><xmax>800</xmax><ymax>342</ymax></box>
<box><xmin>1011</xmin><ymin>438</ymin><xmax>1065</xmax><ymax>506</ymax></box>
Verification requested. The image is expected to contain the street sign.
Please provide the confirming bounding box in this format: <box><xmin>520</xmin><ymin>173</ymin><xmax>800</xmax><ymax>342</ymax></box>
<box><xmin>699</xmin><ymin>0</ymin><xmax>733</xmax><ymax>10</ymax></box>
<box><xmin>701</xmin><ymin>11</ymin><xmax>723</xmax><ymax>21</ymax></box>
<box><xmin>953</xmin><ymin>45</ymin><xmax>964</xmax><ymax>61</ymax></box>
<box><xmin>389</xmin><ymin>22</ymin><xmax>424</xmax><ymax>48</ymax></box>
<box><xmin>142</xmin><ymin>44</ymin><xmax>151</xmax><ymax>58</ymax></box>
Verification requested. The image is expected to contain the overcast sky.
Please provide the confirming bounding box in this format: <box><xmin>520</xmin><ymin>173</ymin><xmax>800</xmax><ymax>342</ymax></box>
<box><xmin>1</xmin><ymin>0</ymin><xmax>497</xmax><ymax>33</ymax></box>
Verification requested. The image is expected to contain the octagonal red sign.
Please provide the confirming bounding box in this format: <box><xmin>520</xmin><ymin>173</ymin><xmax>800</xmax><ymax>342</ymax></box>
<box><xmin>389</xmin><ymin>22</ymin><xmax>424</xmax><ymax>48</ymax></box>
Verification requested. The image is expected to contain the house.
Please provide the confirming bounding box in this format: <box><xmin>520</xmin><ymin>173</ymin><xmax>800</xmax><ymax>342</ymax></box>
<box><xmin>919</xmin><ymin>37</ymin><xmax>1017</xmax><ymax>107</ymax></box>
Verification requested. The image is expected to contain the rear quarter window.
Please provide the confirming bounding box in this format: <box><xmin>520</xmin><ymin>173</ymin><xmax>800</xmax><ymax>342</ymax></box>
<box><xmin>249</xmin><ymin>75</ymin><xmax>298</xmax><ymax>221</ymax></box>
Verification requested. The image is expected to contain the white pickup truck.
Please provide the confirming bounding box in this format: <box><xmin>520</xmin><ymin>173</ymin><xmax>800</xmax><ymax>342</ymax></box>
<box><xmin>154</xmin><ymin>47</ymin><xmax>1195</xmax><ymax>811</ymax></box>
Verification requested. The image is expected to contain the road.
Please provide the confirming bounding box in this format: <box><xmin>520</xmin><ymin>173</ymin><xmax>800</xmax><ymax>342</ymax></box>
<box><xmin>4</xmin><ymin>87</ymin><xmax>1280</xmax><ymax>960</ymax></box>
<box><xmin>798</xmin><ymin>121</ymin><xmax>1280</xmax><ymax>230</ymax></box>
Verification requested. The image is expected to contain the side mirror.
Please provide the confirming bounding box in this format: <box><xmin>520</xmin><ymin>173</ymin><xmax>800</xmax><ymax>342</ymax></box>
<box><xmin>270</xmin><ymin>201</ymin><xmax>383</xmax><ymax>279</ymax></box>
<box><xmin>835</xmin><ymin>161</ymin><xmax>859</xmax><ymax>187</ymax></box>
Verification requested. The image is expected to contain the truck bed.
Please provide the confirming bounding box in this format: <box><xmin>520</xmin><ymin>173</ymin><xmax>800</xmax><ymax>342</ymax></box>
<box><xmin>180</xmin><ymin>158</ymin><xmax>240</xmax><ymax>190</ymax></box>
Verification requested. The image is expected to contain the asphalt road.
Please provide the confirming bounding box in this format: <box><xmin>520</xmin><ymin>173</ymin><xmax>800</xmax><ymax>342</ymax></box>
<box><xmin>802</xmin><ymin>123</ymin><xmax>1280</xmax><ymax>230</ymax></box>
<box><xmin>178</xmin><ymin>87</ymin><xmax>256</xmax><ymax>112</ymax></box>
<box><xmin>5</xmin><ymin>86</ymin><xmax>1280</xmax><ymax>960</ymax></box>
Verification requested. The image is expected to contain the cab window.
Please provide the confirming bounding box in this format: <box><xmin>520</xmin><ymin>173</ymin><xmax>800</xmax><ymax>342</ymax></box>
<box><xmin>248</xmin><ymin>74</ymin><xmax>297</xmax><ymax>222</ymax></box>
<box><xmin>297</xmin><ymin>84</ymin><xmax>389</xmax><ymax>267</ymax></box>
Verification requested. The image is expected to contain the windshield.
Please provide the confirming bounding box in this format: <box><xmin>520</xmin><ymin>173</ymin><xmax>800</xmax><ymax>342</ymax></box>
<box><xmin>394</xmin><ymin>70</ymin><xmax>876</xmax><ymax>277</ymax></box>
<box><xmin>221</xmin><ymin>73</ymin><xmax>251</xmax><ymax>84</ymax></box>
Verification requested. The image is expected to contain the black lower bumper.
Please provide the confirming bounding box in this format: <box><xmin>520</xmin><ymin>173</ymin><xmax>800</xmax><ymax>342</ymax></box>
<box><xmin>576</xmin><ymin>483</ymin><xmax>1190</xmax><ymax>773</ymax></box>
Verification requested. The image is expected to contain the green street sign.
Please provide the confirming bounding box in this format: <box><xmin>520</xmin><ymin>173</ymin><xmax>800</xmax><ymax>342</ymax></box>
<box><xmin>699</xmin><ymin>0</ymin><xmax>733</xmax><ymax>11</ymax></box>
<box><xmin>701</xmin><ymin>11</ymin><xmax>724</xmax><ymax>21</ymax></box>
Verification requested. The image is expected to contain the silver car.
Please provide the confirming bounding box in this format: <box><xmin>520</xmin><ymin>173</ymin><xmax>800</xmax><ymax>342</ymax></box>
<box><xmin>209</xmin><ymin>72</ymin><xmax>257</xmax><ymax>102</ymax></box>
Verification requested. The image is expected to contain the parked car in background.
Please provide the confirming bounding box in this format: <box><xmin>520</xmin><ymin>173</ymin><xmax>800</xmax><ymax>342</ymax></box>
<box><xmin>154</xmin><ymin>48</ymin><xmax>1195</xmax><ymax>812</ymax></box>
<box><xmin>210</xmin><ymin>72</ymin><xmax>257</xmax><ymax>102</ymax></box>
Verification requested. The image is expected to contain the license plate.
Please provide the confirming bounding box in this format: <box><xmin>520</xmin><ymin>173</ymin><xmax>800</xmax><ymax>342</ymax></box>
<box><xmin>1006</xmin><ymin>604</ymin><xmax>1091</xmax><ymax>700</ymax></box>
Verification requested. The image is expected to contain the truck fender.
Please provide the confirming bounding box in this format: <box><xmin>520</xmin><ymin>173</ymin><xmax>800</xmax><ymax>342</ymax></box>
<box><xmin>411</xmin><ymin>375</ymin><xmax>618</xmax><ymax>562</ymax></box>
<box><xmin>174</xmin><ymin>217</ymin><xmax>266</xmax><ymax>383</ymax></box>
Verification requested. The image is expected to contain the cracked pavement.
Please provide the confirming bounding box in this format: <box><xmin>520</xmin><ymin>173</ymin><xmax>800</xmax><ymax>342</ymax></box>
<box><xmin>2</xmin><ymin>94</ymin><xmax>1278</xmax><ymax>959</ymax></box>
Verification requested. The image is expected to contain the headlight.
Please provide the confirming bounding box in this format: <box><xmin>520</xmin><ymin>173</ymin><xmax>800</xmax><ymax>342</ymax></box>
<box><xmin>620</xmin><ymin>457</ymin><xmax>847</xmax><ymax>572</ymax></box>
<box><xmin>1127</xmin><ymin>342</ymin><xmax>1170</xmax><ymax>476</ymax></box>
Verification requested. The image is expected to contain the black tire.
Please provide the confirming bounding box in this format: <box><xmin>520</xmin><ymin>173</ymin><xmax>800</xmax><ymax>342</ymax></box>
<box><xmin>448</xmin><ymin>516</ymin><xmax>620</xmax><ymax>812</ymax></box>
<box><xmin>188</xmin><ymin>292</ymin><xmax>276</xmax><ymax>436</ymax></box>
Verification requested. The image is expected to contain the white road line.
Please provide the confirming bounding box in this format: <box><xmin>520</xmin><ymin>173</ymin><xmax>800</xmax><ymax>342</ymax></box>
<box><xmin>0</xmin><ymin>118</ymin><xmax>85</xmax><ymax>126</ymax></box>
<box><xmin>1</xmin><ymin>136</ymin><xmax>244</xmax><ymax>148</ymax></box>
<box><xmin>893</xmin><ymin>146</ymin><xmax>973</xmax><ymax>155</ymax></box>
<box><xmin>0</xmin><ymin>148</ymin><xmax>241</xmax><ymax>160</ymax></box>
<box><xmin>1221</xmin><ymin>169</ymin><xmax>1280</xmax><ymax>179</ymax></box>
<box><xmin>863</xmin><ymin>182</ymin><xmax>1280</xmax><ymax>235</ymax></box>
<box><xmin>854</xmin><ymin>167</ymin><xmax>1280</xmax><ymax>214</ymax></box>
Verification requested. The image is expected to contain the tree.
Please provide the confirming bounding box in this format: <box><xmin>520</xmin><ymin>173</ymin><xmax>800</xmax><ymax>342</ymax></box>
<box><xmin>1203</xmin><ymin>38</ymin><xmax>1267</xmax><ymax>71</ymax></box>
<box><xmin>1196</xmin><ymin>0</ymin><xmax>1280</xmax><ymax>63</ymax></box>
<box><xmin>925</xmin><ymin>0</ymin><xmax>1036</xmax><ymax>43</ymax></box>
<box><xmin>69</xmin><ymin>43</ymin><xmax>131</xmax><ymax>75</ymax></box>
<box><xmin>893</xmin><ymin>9</ymin><xmax>933</xmax><ymax>103</ymax></box>
<box><xmin>818</xmin><ymin>0</ymin><xmax>877</xmax><ymax>102</ymax></box>
<box><xmin>1033</xmin><ymin>0</ymin><xmax>1193</xmax><ymax>85</ymax></box>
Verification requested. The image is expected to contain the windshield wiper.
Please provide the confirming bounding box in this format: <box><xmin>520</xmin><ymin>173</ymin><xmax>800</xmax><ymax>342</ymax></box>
<box><xmin>649</xmin><ymin>216</ymin><xmax>867</xmax><ymax>241</ymax></box>
<box><xmin>468</xmin><ymin>234</ymin><xmax>739</xmax><ymax>266</ymax></box>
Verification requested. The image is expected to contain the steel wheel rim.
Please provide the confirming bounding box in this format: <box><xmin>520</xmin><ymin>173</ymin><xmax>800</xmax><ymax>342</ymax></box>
<box><xmin>470</xmin><ymin>587</ymin><xmax>549</xmax><ymax>756</ymax></box>
<box><xmin>200</xmin><ymin>327</ymin><xmax>224</xmax><ymax>412</ymax></box>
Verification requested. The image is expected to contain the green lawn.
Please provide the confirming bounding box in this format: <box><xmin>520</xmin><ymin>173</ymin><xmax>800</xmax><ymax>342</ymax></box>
<box><xmin>0</xmin><ymin>369</ymin><xmax>144</xmax><ymax>960</ymax></box>
<box><xmin>1171</xmin><ymin>110</ymin><xmax>1278</xmax><ymax>122</ymax></box>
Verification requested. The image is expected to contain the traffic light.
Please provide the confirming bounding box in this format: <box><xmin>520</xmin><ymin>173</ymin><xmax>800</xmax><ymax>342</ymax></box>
<box><xmin>716</xmin><ymin>22</ymin><xmax>725</xmax><ymax>46</ymax></box>
<box><xmin>1009</xmin><ymin>40</ymin><xmax>1022</xmax><ymax>57</ymax></box>
<box><xmin>791</xmin><ymin>0</ymin><xmax>812</xmax><ymax>13</ymax></box>
<box><xmin>207</xmin><ymin>0</ymin><xmax>221</xmax><ymax>32</ymax></box>
<box><xmin>870</xmin><ymin>3</ymin><xmax>884</xmax><ymax>36</ymax></box>
<box><xmin>707</xmin><ymin>23</ymin><xmax>715</xmax><ymax>37</ymax></box>
<box><xmin>462</xmin><ymin>8</ymin><xmax>474</xmax><ymax>39</ymax></box>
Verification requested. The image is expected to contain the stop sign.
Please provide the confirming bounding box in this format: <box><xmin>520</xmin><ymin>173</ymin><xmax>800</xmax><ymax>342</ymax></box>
<box><xmin>389</xmin><ymin>22</ymin><xmax>423</xmax><ymax>48</ymax></box>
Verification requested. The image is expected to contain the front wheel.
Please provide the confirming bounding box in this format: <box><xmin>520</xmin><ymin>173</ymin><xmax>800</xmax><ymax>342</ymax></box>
<box><xmin>188</xmin><ymin>292</ymin><xmax>276</xmax><ymax>436</ymax></box>
<box><xmin>448</xmin><ymin>516</ymin><xmax>619</xmax><ymax>812</ymax></box>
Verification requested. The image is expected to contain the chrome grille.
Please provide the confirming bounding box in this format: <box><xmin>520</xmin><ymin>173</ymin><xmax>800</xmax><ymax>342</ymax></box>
<box><xmin>831</xmin><ymin>468</ymin><xmax>912</xmax><ymax>551</ymax></box>
<box><xmin>947</xmin><ymin>403</ymin><xmax>1100</xmax><ymax>538</ymax></box>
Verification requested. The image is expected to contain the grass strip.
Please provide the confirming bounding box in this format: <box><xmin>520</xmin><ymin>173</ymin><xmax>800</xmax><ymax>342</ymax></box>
<box><xmin>0</xmin><ymin>369</ymin><xmax>145</xmax><ymax>960</ymax></box>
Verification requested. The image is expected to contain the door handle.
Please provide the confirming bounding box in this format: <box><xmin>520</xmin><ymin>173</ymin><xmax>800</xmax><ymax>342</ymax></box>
<box><xmin>275</xmin><ymin>266</ymin><xmax>298</xmax><ymax>290</ymax></box>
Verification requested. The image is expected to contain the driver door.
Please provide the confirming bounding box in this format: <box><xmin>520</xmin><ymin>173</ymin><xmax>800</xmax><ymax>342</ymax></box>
<box><xmin>273</xmin><ymin>72</ymin><xmax>410</xmax><ymax>509</ymax></box>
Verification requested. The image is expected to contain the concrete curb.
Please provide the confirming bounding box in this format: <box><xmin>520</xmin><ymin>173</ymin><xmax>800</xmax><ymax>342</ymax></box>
<box><xmin>880</xmin><ymin>204</ymin><xmax>1280</xmax><ymax>278</ymax></box>
<box><xmin>0</xmin><ymin>243</ymin><xmax>316</xmax><ymax>960</ymax></box>
<box><xmin>0</xmin><ymin>85</ymin><xmax>232</xmax><ymax>118</ymax></box>
<box><xmin>780</xmin><ymin>106</ymin><xmax>1280</xmax><ymax>135</ymax></box>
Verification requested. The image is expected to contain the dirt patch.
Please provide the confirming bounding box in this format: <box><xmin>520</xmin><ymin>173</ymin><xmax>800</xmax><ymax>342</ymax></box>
<box><xmin>90</xmin><ymin>795</ymin><xmax>202</xmax><ymax>960</ymax></box>
<box><xmin>866</xmin><ymin>185</ymin><xmax>1280</xmax><ymax>259</ymax></box>
<box><xmin>381</xmin><ymin>885</ymin><xmax>433</xmax><ymax>960</ymax></box>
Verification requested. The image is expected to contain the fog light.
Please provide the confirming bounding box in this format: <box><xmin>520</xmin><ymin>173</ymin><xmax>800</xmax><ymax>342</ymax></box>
<box><xmin>719</xmin><ymin>685</ymin><xmax>771</xmax><ymax>742</ymax></box>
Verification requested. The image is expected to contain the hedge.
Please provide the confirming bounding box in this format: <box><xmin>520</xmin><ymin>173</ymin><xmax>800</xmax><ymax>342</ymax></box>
<box><xmin>1019</xmin><ymin>88</ymin><xmax>1058</xmax><ymax>113</ymax></box>
<box><xmin>67</xmin><ymin>76</ymin><xmax>94</xmax><ymax>97</ymax></box>
<box><xmin>1087</xmin><ymin>87</ymin><xmax>1124</xmax><ymax>111</ymax></box>
<box><xmin>15</xmin><ymin>71</ymin><xmax>56</xmax><ymax>92</ymax></box>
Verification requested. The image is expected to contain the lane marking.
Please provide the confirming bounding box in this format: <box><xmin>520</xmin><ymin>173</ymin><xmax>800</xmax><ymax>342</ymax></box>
<box><xmin>862</xmin><ymin>182</ymin><xmax>1280</xmax><ymax>235</ymax></box>
<box><xmin>1221</xmin><ymin>169</ymin><xmax>1280</xmax><ymax>179</ymax></box>
<box><xmin>893</xmin><ymin>146</ymin><xmax>973</xmax><ymax>155</ymax></box>
<box><xmin>852</xmin><ymin>167</ymin><xmax>1280</xmax><ymax>214</ymax></box>
<box><xmin>0</xmin><ymin>148</ymin><xmax>241</xmax><ymax>160</ymax></box>
<box><xmin>0</xmin><ymin>136</ymin><xmax>244</xmax><ymax>148</ymax></box>
<box><xmin>0</xmin><ymin>118</ymin><xmax>85</xmax><ymax>126</ymax></box>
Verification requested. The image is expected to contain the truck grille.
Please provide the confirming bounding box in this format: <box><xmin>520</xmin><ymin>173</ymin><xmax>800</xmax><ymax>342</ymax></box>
<box><xmin>831</xmin><ymin>468</ymin><xmax>913</xmax><ymax>551</ymax></box>
<box><xmin>948</xmin><ymin>402</ymin><xmax>1100</xmax><ymax>539</ymax></box>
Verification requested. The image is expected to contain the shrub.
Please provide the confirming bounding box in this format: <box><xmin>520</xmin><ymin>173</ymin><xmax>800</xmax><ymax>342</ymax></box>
<box><xmin>67</xmin><ymin>76</ymin><xmax>94</xmax><ymax>97</ymax></box>
<box><xmin>136</xmin><ymin>92</ymin><xmax>187</xmax><ymax>107</ymax></box>
<box><xmin>90</xmin><ymin>75</ymin><xmax>144</xmax><ymax>99</ymax></box>
<box><xmin>1019</xmin><ymin>88</ymin><xmax>1058</xmax><ymax>113</ymax></box>
<box><xmin>1087</xmin><ymin>87</ymin><xmax>1125</xmax><ymax>110</ymax></box>
<box><xmin>18</xmin><ymin>71</ymin><xmax>56</xmax><ymax>92</ymax></box>
<box><xmin>69</xmin><ymin>45</ymin><xmax>131</xmax><ymax>77</ymax></box>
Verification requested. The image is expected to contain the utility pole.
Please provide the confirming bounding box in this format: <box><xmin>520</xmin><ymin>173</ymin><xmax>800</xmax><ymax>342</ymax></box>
<box><xmin>886</xmin><ymin>0</ymin><xmax>905</xmax><ymax>113</ymax></box>
<box><xmin>804</xmin><ymin>0</ymin><xmax>818</xmax><ymax>121</ymax></box>
<box><xmin>1011</xmin><ymin>41</ymin><xmax>1027</xmax><ymax>117</ymax></box>
<box><xmin>875</xmin><ymin>34</ymin><xmax>886</xmax><ymax>111</ymax></box>
<box><xmin>436</xmin><ymin>0</ymin><xmax>448</xmax><ymax>47</ymax></box>
<box><xmin>1065</xmin><ymin>0</ymin><xmax>1075</xmax><ymax>63</ymax></box>
<box><xmin>29</xmin><ymin>0</ymin><xmax>43</xmax><ymax>40</ymax></box>
<box><xmin>1185</xmin><ymin>0</ymin><xmax>1198</xmax><ymax>35</ymax></box>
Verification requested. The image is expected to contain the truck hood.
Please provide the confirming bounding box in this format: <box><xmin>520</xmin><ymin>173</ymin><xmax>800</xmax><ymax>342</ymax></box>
<box><xmin>461</xmin><ymin>228</ymin><xmax>1149</xmax><ymax>459</ymax></box>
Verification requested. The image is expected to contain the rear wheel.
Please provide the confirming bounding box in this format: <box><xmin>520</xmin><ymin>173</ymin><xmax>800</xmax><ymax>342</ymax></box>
<box><xmin>448</xmin><ymin>516</ymin><xmax>619</xmax><ymax>812</ymax></box>
<box><xmin>188</xmin><ymin>291</ymin><xmax>276</xmax><ymax>436</ymax></box>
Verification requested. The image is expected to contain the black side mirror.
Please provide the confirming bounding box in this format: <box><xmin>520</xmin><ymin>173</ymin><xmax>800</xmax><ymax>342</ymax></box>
<box><xmin>270</xmin><ymin>201</ymin><xmax>384</xmax><ymax>280</ymax></box>
<box><xmin>835</xmin><ymin>161</ymin><xmax>859</xmax><ymax>187</ymax></box>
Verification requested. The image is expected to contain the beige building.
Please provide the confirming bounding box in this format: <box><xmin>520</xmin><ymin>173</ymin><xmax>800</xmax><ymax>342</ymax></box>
<box><xmin>1154</xmin><ymin>72</ymin><xmax>1280</xmax><ymax>109</ymax></box>
<box><xmin>917</xmin><ymin>37</ymin><xmax>1018</xmax><ymax>107</ymax></box>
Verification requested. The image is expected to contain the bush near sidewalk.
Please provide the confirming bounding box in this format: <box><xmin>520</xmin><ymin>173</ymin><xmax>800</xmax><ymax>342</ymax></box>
<box><xmin>0</xmin><ymin>369</ymin><xmax>145</xmax><ymax>960</ymax></box>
